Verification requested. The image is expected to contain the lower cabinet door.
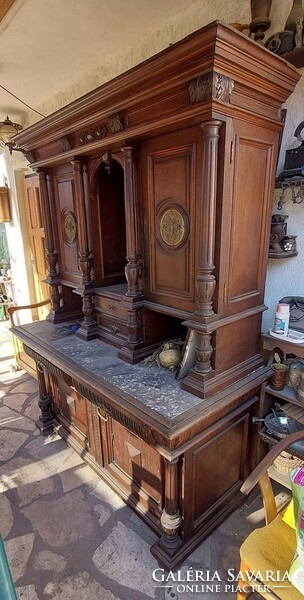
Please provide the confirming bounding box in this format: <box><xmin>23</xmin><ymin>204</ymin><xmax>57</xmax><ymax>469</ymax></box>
<box><xmin>182</xmin><ymin>407</ymin><xmax>252</xmax><ymax>539</ymax></box>
<box><xmin>107</xmin><ymin>419</ymin><xmax>163</xmax><ymax>518</ymax></box>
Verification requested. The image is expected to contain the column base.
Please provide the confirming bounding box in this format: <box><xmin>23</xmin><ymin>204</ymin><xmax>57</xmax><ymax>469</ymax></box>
<box><xmin>36</xmin><ymin>416</ymin><xmax>55</xmax><ymax>436</ymax></box>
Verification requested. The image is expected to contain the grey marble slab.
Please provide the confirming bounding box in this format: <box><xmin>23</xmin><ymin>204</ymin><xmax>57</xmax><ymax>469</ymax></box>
<box><xmin>19</xmin><ymin>320</ymin><xmax>203</xmax><ymax>420</ymax></box>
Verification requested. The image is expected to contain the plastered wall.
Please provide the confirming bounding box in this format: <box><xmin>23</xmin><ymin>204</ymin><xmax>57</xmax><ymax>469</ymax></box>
<box><xmin>7</xmin><ymin>0</ymin><xmax>304</xmax><ymax>329</ymax></box>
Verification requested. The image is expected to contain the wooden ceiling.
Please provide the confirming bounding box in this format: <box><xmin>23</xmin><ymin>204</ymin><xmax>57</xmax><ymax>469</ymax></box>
<box><xmin>0</xmin><ymin>0</ymin><xmax>16</xmax><ymax>23</ymax></box>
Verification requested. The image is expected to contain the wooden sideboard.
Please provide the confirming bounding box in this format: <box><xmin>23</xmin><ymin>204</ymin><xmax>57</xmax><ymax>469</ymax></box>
<box><xmin>12</xmin><ymin>21</ymin><xmax>300</xmax><ymax>565</ymax></box>
<box><xmin>13</xmin><ymin>319</ymin><xmax>268</xmax><ymax>568</ymax></box>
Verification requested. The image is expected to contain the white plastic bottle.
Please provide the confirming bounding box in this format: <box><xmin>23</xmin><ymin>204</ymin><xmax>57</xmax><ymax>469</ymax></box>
<box><xmin>273</xmin><ymin>302</ymin><xmax>290</xmax><ymax>336</ymax></box>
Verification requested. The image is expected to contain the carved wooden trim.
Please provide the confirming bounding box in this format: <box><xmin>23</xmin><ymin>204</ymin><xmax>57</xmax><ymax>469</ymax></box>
<box><xmin>188</xmin><ymin>71</ymin><xmax>234</xmax><ymax>105</ymax></box>
<box><xmin>79</xmin><ymin>113</ymin><xmax>124</xmax><ymax>145</ymax></box>
<box><xmin>23</xmin><ymin>345</ymin><xmax>64</xmax><ymax>380</ymax></box>
<box><xmin>71</xmin><ymin>378</ymin><xmax>156</xmax><ymax>445</ymax></box>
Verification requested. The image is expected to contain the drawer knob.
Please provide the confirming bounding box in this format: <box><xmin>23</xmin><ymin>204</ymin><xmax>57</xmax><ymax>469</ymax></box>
<box><xmin>109</xmin><ymin>304</ymin><xmax>117</xmax><ymax>311</ymax></box>
<box><xmin>110</xmin><ymin>325</ymin><xmax>119</xmax><ymax>334</ymax></box>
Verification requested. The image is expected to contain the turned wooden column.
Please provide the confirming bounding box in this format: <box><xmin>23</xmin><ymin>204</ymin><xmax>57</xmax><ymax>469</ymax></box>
<box><xmin>119</xmin><ymin>146</ymin><xmax>143</xmax><ymax>361</ymax></box>
<box><xmin>36</xmin><ymin>362</ymin><xmax>54</xmax><ymax>435</ymax></box>
<box><xmin>72</xmin><ymin>159</ymin><xmax>97</xmax><ymax>340</ymax></box>
<box><xmin>151</xmin><ymin>456</ymin><xmax>182</xmax><ymax>564</ymax></box>
<box><xmin>37</xmin><ymin>170</ymin><xmax>63</xmax><ymax>321</ymax></box>
<box><xmin>121</xmin><ymin>146</ymin><xmax>142</xmax><ymax>299</ymax></box>
<box><xmin>72</xmin><ymin>159</ymin><xmax>92</xmax><ymax>288</ymax></box>
<box><xmin>181</xmin><ymin>120</ymin><xmax>222</xmax><ymax>395</ymax></box>
<box><xmin>195</xmin><ymin>120</ymin><xmax>222</xmax><ymax>318</ymax></box>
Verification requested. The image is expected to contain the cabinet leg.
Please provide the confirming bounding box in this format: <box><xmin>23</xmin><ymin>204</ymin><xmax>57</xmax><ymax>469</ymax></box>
<box><xmin>36</xmin><ymin>362</ymin><xmax>55</xmax><ymax>436</ymax></box>
<box><xmin>151</xmin><ymin>457</ymin><xmax>182</xmax><ymax>565</ymax></box>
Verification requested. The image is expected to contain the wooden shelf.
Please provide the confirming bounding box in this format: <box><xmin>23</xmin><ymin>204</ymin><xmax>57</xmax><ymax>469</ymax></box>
<box><xmin>265</xmin><ymin>384</ymin><xmax>300</xmax><ymax>404</ymax></box>
<box><xmin>275</xmin><ymin>177</ymin><xmax>304</xmax><ymax>188</ymax></box>
<box><xmin>282</xmin><ymin>46</ymin><xmax>304</xmax><ymax>68</ymax></box>
<box><xmin>268</xmin><ymin>251</ymin><xmax>298</xmax><ymax>259</ymax></box>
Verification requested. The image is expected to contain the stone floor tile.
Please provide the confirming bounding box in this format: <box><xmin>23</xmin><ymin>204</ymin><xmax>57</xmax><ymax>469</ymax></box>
<box><xmin>89</xmin><ymin>477</ymin><xmax>125</xmax><ymax>510</ymax></box>
<box><xmin>33</xmin><ymin>550</ymin><xmax>67</xmax><ymax>572</ymax></box>
<box><xmin>17</xmin><ymin>474</ymin><xmax>54</xmax><ymax>507</ymax></box>
<box><xmin>0</xmin><ymin>492</ymin><xmax>13</xmax><ymax>538</ymax></box>
<box><xmin>3</xmin><ymin>392</ymin><xmax>28</xmax><ymax>412</ymax></box>
<box><xmin>0</xmin><ymin>406</ymin><xmax>36</xmax><ymax>431</ymax></box>
<box><xmin>5</xmin><ymin>533</ymin><xmax>35</xmax><ymax>582</ymax></box>
<box><xmin>0</xmin><ymin>456</ymin><xmax>55</xmax><ymax>502</ymax></box>
<box><xmin>57</xmin><ymin>452</ymin><xmax>97</xmax><ymax>493</ymax></box>
<box><xmin>43</xmin><ymin>572</ymin><xmax>122</xmax><ymax>600</ymax></box>
<box><xmin>22</xmin><ymin>489</ymin><xmax>94</xmax><ymax>547</ymax></box>
<box><xmin>129</xmin><ymin>511</ymin><xmax>158</xmax><ymax>545</ymax></box>
<box><xmin>23</xmin><ymin>402</ymin><xmax>39</xmax><ymax>422</ymax></box>
<box><xmin>94</xmin><ymin>503</ymin><xmax>112</xmax><ymax>528</ymax></box>
<box><xmin>12</xmin><ymin>379</ymin><xmax>38</xmax><ymax>394</ymax></box>
<box><xmin>0</xmin><ymin>429</ymin><xmax>28</xmax><ymax>461</ymax></box>
<box><xmin>16</xmin><ymin>585</ymin><xmax>39</xmax><ymax>600</ymax></box>
<box><xmin>92</xmin><ymin>520</ymin><xmax>159</xmax><ymax>598</ymax></box>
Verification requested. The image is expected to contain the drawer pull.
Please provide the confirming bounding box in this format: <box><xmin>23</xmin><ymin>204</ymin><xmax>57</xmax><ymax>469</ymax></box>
<box><xmin>97</xmin><ymin>407</ymin><xmax>108</xmax><ymax>421</ymax></box>
<box><xmin>108</xmin><ymin>304</ymin><xmax>117</xmax><ymax>311</ymax></box>
<box><xmin>110</xmin><ymin>325</ymin><xmax>120</xmax><ymax>334</ymax></box>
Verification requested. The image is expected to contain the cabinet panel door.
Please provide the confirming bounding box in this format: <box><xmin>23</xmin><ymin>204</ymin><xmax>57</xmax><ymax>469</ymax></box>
<box><xmin>182</xmin><ymin>407</ymin><xmax>252</xmax><ymax>538</ymax></box>
<box><xmin>221</xmin><ymin>119</ymin><xmax>277</xmax><ymax>316</ymax></box>
<box><xmin>53</xmin><ymin>167</ymin><xmax>81</xmax><ymax>285</ymax></box>
<box><xmin>142</xmin><ymin>128</ymin><xmax>198</xmax><ymax>312</ymax></box>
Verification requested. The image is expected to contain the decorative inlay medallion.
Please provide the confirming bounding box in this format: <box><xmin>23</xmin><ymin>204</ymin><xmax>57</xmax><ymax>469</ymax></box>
<box><xmin>159</xmin><ymin>208</ymin><xmax>186</xmax><ymax>247</ymax></box>
<box><xmin>62</xmin><ymin>209</ymin><xmax>77</xmax><ymax>246</ymax></box>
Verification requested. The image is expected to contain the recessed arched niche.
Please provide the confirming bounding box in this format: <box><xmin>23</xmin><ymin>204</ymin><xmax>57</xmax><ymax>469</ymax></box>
<box><xmin>91</xmin><ymin>158</ymin><xmax>127</xmax><ymax>286</ymax></box>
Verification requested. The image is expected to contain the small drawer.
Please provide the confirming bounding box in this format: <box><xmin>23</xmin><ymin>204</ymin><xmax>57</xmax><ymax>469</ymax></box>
<box><xmin>95</xmin><ymin>296</ymin><xmax>127</xmax><ymax>319</ymax></box>
<box><xmin>97</xmin><ymin>314</ymin><xmax>128</xmax><ymax>340</ymax></box>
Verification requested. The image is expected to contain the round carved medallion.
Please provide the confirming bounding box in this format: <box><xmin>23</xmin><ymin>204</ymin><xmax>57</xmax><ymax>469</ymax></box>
<box><xmin>62</xmin><ymin>210</ymin><xmax>77</xmax><ymax>246</ymax></box>
<box><xmin>159</xmin><ymin>207</ymin><xmax>186</xmax><ymax>247</ymax></box>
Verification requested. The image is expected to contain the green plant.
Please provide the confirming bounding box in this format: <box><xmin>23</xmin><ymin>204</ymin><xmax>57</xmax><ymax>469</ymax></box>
<box><xmin>0</xmin><ymin>235</ymin><xmax>9</xmax><ymax>268</ymax></box>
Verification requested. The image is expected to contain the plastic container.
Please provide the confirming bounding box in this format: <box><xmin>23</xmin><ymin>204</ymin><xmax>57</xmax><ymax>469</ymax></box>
<box><xmin>273</xmin><ymin>303</ymin><xmax>290</xmax><ymax>336</ymax></box>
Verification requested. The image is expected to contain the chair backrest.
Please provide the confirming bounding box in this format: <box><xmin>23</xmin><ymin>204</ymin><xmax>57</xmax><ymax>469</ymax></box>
<box><xmin>241</xmin><ymin>430</ymin><xmax>304</xmax><ymax>524</ymax></box>
<box><xmin>8</xmin><ymin>299</ymin><xmax>51</xmax><ymax>378</ymax></box>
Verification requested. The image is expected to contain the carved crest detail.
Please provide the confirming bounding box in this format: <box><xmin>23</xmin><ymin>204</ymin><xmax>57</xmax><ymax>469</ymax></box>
<box><xmin>108</xmin><ymin>113</ymin><xmax>124</xmax><ymax>133</ymax></box>
<box><xmin>188</xmin><ymin>72</ymin><xmax>234</xmax><ymax>105</ymax></box>
<box><xmin>61</xmin><ymin>136</ymin><xmax>71</xmax><ymax>151</ymax></box>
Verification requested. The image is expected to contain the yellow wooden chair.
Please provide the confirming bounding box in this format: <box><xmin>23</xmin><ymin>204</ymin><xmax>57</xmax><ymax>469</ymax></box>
<box><xmin>237</xmin><ymin>430</ymin><xmax>304</xmax><ymax>600</ymax></box>
<box><xmin>8</xmin><ymin>299</ymin><xmax>51</xmax><ymax>378</ymax></box>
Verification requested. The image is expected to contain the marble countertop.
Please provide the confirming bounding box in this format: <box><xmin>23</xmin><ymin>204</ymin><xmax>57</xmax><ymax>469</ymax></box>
<box><xmin>17</xmin><ymin>320</ymin><xmax>203</xmax><ymax>421</ymax></box>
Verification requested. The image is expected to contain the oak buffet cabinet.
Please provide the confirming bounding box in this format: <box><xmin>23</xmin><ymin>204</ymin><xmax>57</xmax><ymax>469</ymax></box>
<box><xmin>13</xmin><ymin>21</ymin><xmax>300</xmax><ymax>566</ymax></box>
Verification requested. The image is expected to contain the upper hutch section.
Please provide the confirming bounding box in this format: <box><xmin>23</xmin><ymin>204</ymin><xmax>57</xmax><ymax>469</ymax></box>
<box><xmin>15</xmin><ymin>20</ymin><xmax>300</xmax><ymax>400</ymax></box>
<box><xmin>15</xmin><ymin>20</ymin><xmax>299</xmax><ymax>167</ymax></box>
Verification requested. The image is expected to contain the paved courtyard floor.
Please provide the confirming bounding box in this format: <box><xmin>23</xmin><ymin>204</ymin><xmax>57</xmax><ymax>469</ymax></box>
<box><xmin>0</xmin><ymin>320</ymin><xmax>273</xmax><ymax>599</ymax></box>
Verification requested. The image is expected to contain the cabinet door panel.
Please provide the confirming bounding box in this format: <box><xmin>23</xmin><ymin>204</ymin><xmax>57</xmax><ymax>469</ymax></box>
<box><xmin>222</xmin><ymin>120</ymin><xmax>277</xmax><ymax>316</ymax></box>
<box><xmin>53</xmin><ymin>168</ymin><xmax>80</xmax><ymax>285</ymax></box>
<box><xmin>143</xmin><ymin>128</ymin><xmax>198</xmax><ymax>312</ymax></box>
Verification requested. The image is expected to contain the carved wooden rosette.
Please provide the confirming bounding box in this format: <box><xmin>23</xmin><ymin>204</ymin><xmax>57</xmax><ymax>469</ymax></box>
<box><xmin>152</xmin><ymin>456</ymin><xmax>182</xmax><ymax>559</ymax></box>
<box><xmin>36</xmin><ymin>361</ymin><xmax>55</xmax><ymax>435</ymax></box>
<box><xmin>37</xmin><ymin>170</ymin><xmax>62</xmax><ymax>319</ymax></box>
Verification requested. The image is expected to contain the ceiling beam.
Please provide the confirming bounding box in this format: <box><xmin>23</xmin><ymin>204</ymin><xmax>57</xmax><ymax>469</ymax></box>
<box><xmin>0</xmin><ymin>0</ymin><xmax>17</xmax><ymax>23</ymax></box>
